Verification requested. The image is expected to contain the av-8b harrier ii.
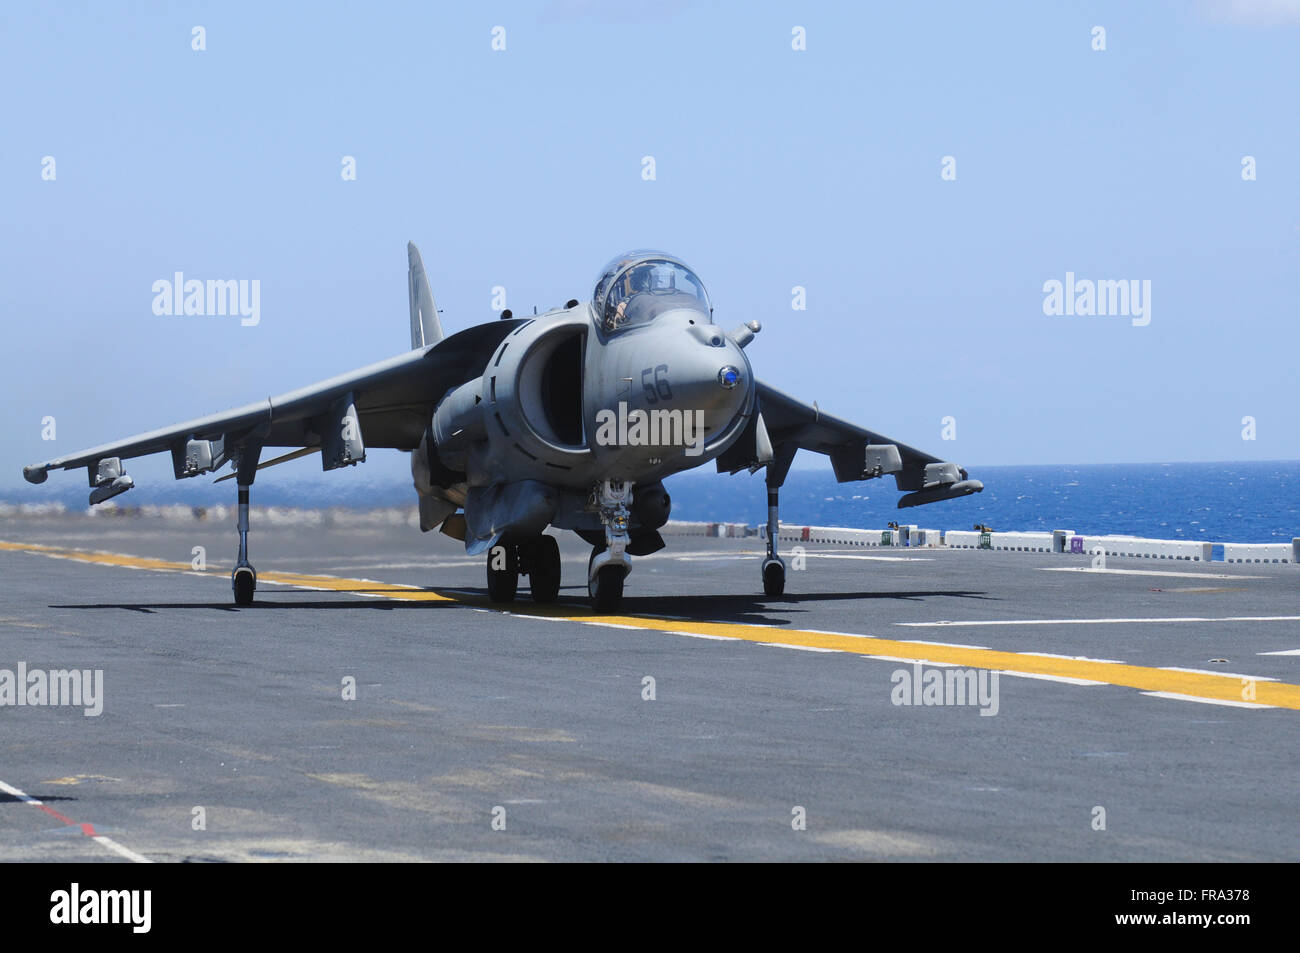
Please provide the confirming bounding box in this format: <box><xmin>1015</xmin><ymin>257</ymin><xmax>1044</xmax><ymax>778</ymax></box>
<box><xmin>23</xmin><ymin>247</ymin><xmax>983</xmax><ymax>610</ymax></box>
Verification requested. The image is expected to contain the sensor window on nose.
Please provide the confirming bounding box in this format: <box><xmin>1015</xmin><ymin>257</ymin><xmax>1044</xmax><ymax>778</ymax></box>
<box><xmin>718</xmin><ymin>366</ymin><xmax>740</xmax><ymax>389</ymax></box>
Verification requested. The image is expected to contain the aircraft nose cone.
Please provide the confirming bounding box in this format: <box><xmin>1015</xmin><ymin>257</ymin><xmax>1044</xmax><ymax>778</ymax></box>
<box><xmin>665</xmin><ymin>341</ymin><xmax>751</xmax><ymax>434</ymax></box>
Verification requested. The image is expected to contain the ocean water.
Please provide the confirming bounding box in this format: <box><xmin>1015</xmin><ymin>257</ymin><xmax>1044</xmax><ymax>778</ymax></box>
<box><xmin>662</xmin><ymin>461</ymin><xmax>1300</xmax><ymax>544</ymax></box>
<box><xmin>7</xmin><ymin>461</ymin><xmax>1298</xmax><ymax>545</ymax></box>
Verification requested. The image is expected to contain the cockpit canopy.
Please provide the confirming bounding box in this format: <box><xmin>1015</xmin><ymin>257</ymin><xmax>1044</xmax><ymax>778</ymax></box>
<box><xmin>592</xmin><ymin>251</ymin><xmax>711</xmax><ymax>333</ymax></box>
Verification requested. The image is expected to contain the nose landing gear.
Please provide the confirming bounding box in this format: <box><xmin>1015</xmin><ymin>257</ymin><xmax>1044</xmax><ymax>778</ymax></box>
<box><xmin>587</xmin><ymin>545</ymin><xmax>624</xmax><ymax>611</ymax></box>
<box><xmin>587</xmin><ymin>480</ymin><xmax>633</xmax><ymax>611</ymax></box>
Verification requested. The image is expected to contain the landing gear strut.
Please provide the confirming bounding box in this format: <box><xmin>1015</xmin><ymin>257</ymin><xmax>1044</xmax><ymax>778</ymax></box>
<box><xmin>761</xmin><ymin>447</ymin><xmax>795</xmax><ymax>599</ymax></box>
<box><xmin>762</xmin><ymin>486</ymin><xmax>786</xmax><ymax>598</ymax></box>
<box><xmin>588</xmin><ymin>480</ymin><xmax>632</xmax><ymax>611</ymax></box>
<box><xmin>231</xmin><ymin>446</ymin><xmax>262</xmax><ymax>606</ymax></box>
<box><xmin>232</xmin><ymin>484</ymin><xmax>256</xmax><ymax>604</ymax></box>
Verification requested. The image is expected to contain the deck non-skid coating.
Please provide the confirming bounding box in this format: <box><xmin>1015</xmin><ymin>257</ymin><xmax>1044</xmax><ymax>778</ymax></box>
<box><xmin>2</xmin><ymin>538</ymin><xmax>1294</xmax><ymax>710</ymax></box>
<box><xmin>1</xmin><ymin>518</ymin><xmax>1297</xmax><ymax>862</ymax></box>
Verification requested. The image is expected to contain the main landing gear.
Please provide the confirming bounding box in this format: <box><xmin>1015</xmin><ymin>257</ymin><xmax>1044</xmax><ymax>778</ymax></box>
<box><xmin>485</xmin><ymin>534</ymin><xmax>562</xmax><ymax>604</ymax></box>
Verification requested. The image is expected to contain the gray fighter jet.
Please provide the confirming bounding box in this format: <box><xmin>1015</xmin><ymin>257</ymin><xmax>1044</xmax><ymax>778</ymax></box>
<box><xmin>23</xmin><ymin>246</ymin><xmax>983</xmax><ymax>611</ymax></box>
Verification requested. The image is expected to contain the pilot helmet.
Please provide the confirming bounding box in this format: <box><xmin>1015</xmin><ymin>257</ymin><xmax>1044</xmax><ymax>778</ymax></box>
<box><xmin>648</xmin><ymin>262</ymin><xmax>676</xmax><ymax>293</ymax></box>
<box><xmin>626</xmin><ymin>264</ymin><xmax>652</xmax><ymax>294</ymax></box>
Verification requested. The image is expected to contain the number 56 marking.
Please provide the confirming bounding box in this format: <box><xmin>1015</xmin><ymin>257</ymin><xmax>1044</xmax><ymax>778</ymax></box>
<box><xmin>641</xmin><ymin>365</ymin><xmax>671</xmax><ymax>404</ymax></box>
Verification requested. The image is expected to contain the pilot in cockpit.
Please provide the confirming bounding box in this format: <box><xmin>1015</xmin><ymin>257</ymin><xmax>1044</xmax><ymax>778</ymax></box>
<box><xmin>597</xmin><ymin>255</ymin><xmax>711</xmax><ymax>333</ymax></box>
<box><xmin>608</xmin><ymin>265</ymin><xmax>648</xmax><ymax>330</ymax></box>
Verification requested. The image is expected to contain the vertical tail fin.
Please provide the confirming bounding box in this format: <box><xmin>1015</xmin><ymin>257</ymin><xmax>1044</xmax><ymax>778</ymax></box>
<box><xmin>407</xmin><ymin>241</ymin><xmax>443</xmax><ymax>349</ymax></box>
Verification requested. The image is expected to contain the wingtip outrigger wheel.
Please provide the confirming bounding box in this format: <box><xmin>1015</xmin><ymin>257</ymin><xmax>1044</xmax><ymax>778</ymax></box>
<box><xmin>232</xmin><ymin>565</ymin><xmax>256</xmax><ymax>606</ymax></box>
<box><xmin>762</xmin><ymin>557</ymin><xmax>786</xmax><ymax>598</ymax></box>
<box><xmin>231</xmin><ymin>482</ymin><xmax>256</xmax><ymax>606</ymax></box>
<box><xmin>230</xmin><ymin>446</ymin><xmax>262</xmax><ymax>606</ymax></box>
<box><xmin>762</xmin><ymin>485</ymin><xmax>786</xmax><ymax>598</ymax></box>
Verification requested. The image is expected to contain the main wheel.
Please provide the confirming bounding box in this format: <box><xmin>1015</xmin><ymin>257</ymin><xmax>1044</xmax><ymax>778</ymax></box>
<box><xmin>762</xmin><ymin>560</ymin><xmax>786</xmax><ymax>598</ymax></box>
<box><xmin>486</xmin><ymin>543</ymin><xmax>518</xmax><ymax>603</ymax></box>
<box><xmin>589</xmin><ymin>564</ymin><xmax>625</xmax><ymax>612</ymax></box>
<box><xmin>233</xmin><ymin>568</ymin><xmax>255</xmax><ymax>606</ymax></box>
<box><xmin>529</xmin><ymin>535</ymin><xmax>561</xmax><ymax>603</ymax></box>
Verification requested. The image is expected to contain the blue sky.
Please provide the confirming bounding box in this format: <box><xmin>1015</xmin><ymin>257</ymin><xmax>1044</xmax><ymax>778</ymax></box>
<box><xmin>3</xmin><ymin>0</ymin><xmax>1298</xmax><ymax>500</ymax></box>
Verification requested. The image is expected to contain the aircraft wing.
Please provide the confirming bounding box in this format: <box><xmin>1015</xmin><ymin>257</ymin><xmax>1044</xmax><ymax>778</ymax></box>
<box><xmin>752</xmin><ymin>381</ymin><xmax>984</xmax><ymax>508</ymax></box>
<box><xmin>23</xmin><ymin>321</ymin><xmax>524</xmax><ymax>493</ymax></box>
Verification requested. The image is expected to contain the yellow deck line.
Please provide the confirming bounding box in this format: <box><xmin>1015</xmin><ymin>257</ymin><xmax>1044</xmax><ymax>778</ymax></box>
<box><xmin>2</xmin><ymin>539</ymin><xmax>1294</xmax><ymax>710</ymax></box>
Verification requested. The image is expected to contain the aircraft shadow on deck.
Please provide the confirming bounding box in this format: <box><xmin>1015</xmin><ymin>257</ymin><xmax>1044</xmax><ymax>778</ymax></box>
<box><xmin>52</xmin><ymin>585</ymin><xmax>995</xmax><ymax>623</ymax></box>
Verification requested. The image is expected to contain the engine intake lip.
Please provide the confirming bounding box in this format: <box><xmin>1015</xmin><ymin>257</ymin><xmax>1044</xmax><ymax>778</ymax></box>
<box><xmin>512</xmin><ymin>325</ymin><xmax>591</xmax><ymax>456</ymax></box>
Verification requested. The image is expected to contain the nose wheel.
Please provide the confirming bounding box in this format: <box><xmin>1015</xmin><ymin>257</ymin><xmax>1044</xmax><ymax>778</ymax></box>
<box><xmin>588</xmin><ymin>546</ymin><xmax>626</xmax><ymax>612</ymax></box>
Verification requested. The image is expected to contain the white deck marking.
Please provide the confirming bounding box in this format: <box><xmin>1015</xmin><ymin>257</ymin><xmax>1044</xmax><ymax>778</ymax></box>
<box><xmin>798</xmin><ymin>628</ymin><xmax>879</xmax><ymax>639</ymax></box>
<box><xmin>906</xmin><ymin>639</ymin><xmax>991</xmax><ymax>650</ymax></box>
<box><xmin>0</xmin><ymin>778</ymin><xmax>151</xmax><ymax>863</ymax></box>
<box><xmin>1017</xmin><ymin>652</ymin><xmax>1126</xmax><ymax>664</ymax></box>
<box><xmin>995</xmin><ymin>671</ymin><xmax>1105</xmax><ymax>686</ymax></box>
<box><xmin>672</xmin><ymin>554</ymin><xmax>931</xmax><ymax>563</ymax></box>
<box><xmin>1140</xmin><ymin>692</ymin><xmax>1274</xmax><ymax>710</ymax></box>
<box><xmin>1038</xmin><ymin>567</ymin><xmax>1265</xmax><ymax>579</ymax></box>
<box><xmin>861</xmin><ymin>655</ymin><xmax>961</xmax><ymax>667</ymax></box>
<box><xmin>897</xmin><ymin>615</ymin><xmax>1300</xmax><ymax>627</ymax></box>
<box><xmin>1160</xmin><ymin>666</ymin><xmax>1277</xmax><ymax>681</ymax></box>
